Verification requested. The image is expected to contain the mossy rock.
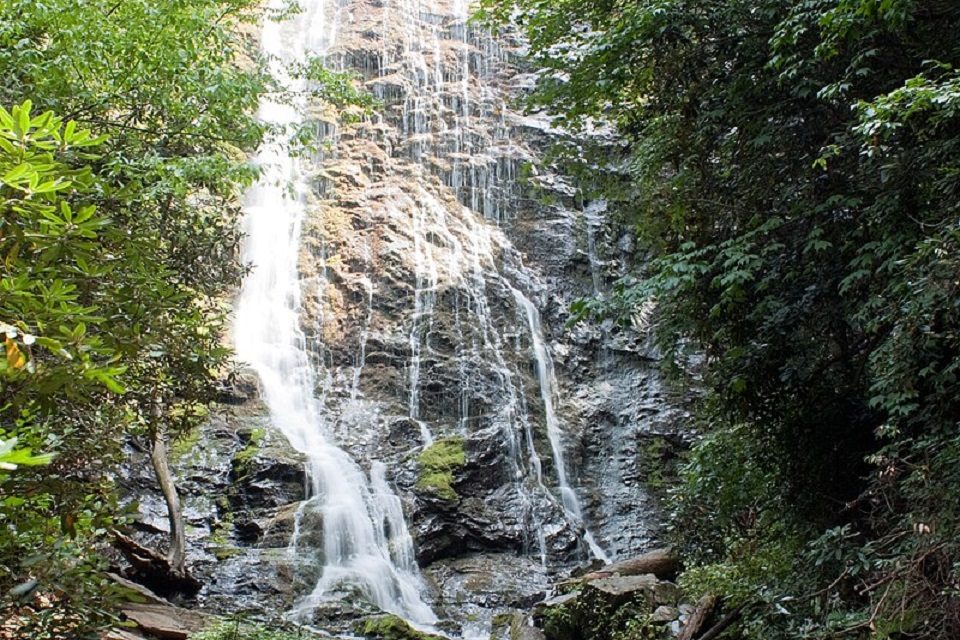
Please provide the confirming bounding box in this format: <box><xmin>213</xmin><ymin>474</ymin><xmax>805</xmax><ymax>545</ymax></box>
<box><xmin>357</xmin><ymin>614</ymin><xmax>444</xmax><ymax>640</ymax></box>
<box><xmin>233</xmin><ymin>426</ymin><xmax>267</xmax><ymax>467</ymax></box>
<box><xmin>170</xmin><ymin>426</ymin><xmax>203</xmax><ymax>461</ymax></box>
<box><xmin>491</xmin><ymin>611</ymin><xmax>546</xmax><ymax>640</ymax></box>
<box><xmin>536</xmin><ymin>576</ymin><xmax>680</xmax><ymax>640</ymax></box>
<box><xmin>415</xmin><ymin>436</ymin><xmax>466</xmax><ymax>502</ymax></box>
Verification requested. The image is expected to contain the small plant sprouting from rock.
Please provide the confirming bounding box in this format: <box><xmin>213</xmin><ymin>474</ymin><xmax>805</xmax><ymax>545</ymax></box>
<box><xmin>170</xmin><ymin>425</ymin><xmax>203</xmax><ymax>462</ymax></box>
<box><xmin>415</xmin><ymin>436</ymin><xmax>466</xmax><ymax>502</ymax></box>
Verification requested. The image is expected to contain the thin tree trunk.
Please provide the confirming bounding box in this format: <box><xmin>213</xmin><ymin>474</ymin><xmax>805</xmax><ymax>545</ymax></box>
<box><xmin>151</xmin><ymin>428</ymin><xmax>186</xmax><ymax>573</ymax></box>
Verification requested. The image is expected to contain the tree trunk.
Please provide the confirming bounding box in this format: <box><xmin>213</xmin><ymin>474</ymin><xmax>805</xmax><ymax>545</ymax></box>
<box><xmin>113</xmin><ymin>531</ymin><xmax>201</xmax><ymax>597</ymax></box>
<box><xmin>151</xmin><ymin>428</ymin><xmax>186</xmax><ymax>573</ymax></box>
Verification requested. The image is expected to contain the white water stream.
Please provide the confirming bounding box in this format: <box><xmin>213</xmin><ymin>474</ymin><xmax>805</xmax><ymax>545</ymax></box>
<box><xmin>234</xmin><ymin>0</ymin><xmax>435</xmax><ymax>625</ymax></box>
<box><xmin>510</xmin><ymin>287</ymin><xmax>609</xmax><ymax>563</ymax></box>
<box><xmin>234</xmin><ymin>0</ymin><xmax>613</xmax><ymax>625</ymax></box>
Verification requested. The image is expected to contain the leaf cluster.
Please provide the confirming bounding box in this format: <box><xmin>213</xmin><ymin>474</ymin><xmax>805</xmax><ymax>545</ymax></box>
<box><xmin>0</xmin><ymin>0</ymin><xmax>270</xmax><ymax>635</ymax></box>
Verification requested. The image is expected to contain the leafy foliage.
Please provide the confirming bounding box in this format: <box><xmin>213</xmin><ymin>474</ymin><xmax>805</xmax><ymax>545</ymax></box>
<box><xmin>482</xmin><ymin>0</ymin><xmax>960</xmax><ymax>637</ymax></box>
<box><xmin>0</xmin><ymin>0</ymin><xmax>269</xmax><ymax>635</ymax></box>
<box><xmin>192</xmin><ymin>618</ymin><xmax>311</xmax><ymax>640</ymax></box>
<box><xmin>0</xmin><ymin>0</ymin><xmax>381</xmax><ymax>632</ymax></box>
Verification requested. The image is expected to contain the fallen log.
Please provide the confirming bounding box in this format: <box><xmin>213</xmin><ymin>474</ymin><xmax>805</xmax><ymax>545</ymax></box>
<box><xmin>677</xmin><ymin>594</ymin><xmax>717</xmax><ymax>640</ymax></box>
<box><xmin>581</xmin><ymin>547</ymin><xmax>680</xmax><ymax>582</ymax></box>
<box><xmin>695</xmin><ymin>603</ymin><xmax>746</xmax><ymax>640</ymax></box>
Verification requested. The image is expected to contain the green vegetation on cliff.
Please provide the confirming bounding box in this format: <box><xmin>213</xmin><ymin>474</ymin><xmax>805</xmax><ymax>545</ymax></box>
<box><xmin>481</xmin><ymin>0</ymin><xmax>960</xmax><ymax>637</ymax></box>
<box><xmin>0</xmin><ymin>1</ymin><xmax>369</xmax><ymax>636</ymax></box>
<box><xmin>416</xmin><ymin>436</ymin><xmax>466</xmax><ymax>502</ymax></box>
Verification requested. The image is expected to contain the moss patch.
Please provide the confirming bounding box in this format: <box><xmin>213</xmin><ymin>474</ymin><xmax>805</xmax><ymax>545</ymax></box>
<box><xmin>359</xmin><ymin>614</ymin><xmax>443</xmax><ymax>640</ymax></box>
<box><xmin>415</xmin><ymin>436</ymin><xmax>466</xmax><ymax>502</ymax></box>
<box><xmin>234</xmin><ymin>427</ymin><xmax>266</xmax><ymax>467</ymax></box>
<box><xmin>170</xmin><ymin>426</ymin><xmax>202</xmax><ymax>461</ymax></box>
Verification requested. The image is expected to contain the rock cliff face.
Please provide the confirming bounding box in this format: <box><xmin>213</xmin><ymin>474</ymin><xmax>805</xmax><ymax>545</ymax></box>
<box><xmin>122</xmin><ymin>0</ymin><xmax>688</xmax><ymax>633</ymax></box>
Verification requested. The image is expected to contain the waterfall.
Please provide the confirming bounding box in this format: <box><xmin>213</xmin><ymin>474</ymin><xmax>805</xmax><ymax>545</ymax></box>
<box><xmin>234</xmin><ymin>0</ymin><xmax>435</xmax><ymax>625</ymax></box>
<box><xmin>583</xmin><ymin>200</ymin><xmax>607</xmax><ymax>298</ymax></box>
<box><xmin>235</xmin><ymin>0</ymin><xmax>613</xmax><ymax>625</ymax></box>
<box><xmin>510</xmin><ymin>286</ymin><xmax>610</xmax><ymax>563</ymax></box>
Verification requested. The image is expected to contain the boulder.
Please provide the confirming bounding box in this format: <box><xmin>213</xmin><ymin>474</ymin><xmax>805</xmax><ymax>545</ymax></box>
<box><xmin>582</xmin><ymin>574</ymin><xmax>660</xmax><ymax>609</ymax></box>
<box><xmin>490</xmin><ymin>611</ymin><xmax>547</xmax><ymax>640</ymax></box>
<box><xmin>120</xmin><ymin>603</ymin><xmax>208</xmax><ymax>640</ymax></box>
<box><xmin>651</xmin><ymin>605</ymin><xmax>680</xmax><ymax>623</ymax></box>
<box><xmin>356</xmin><ymin>614</ymin><xmax>445</xmax><ymax>640</ymax></box>
<box><xmin>534</xmin><ymin>573</ymin><xmax>684</xmax><ymax>640</ymax></box>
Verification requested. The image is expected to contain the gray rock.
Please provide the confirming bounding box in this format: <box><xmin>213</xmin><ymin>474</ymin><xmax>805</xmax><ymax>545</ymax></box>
<box><xmin>652</xmin><ymin>605</ymin><xmax>679</xmax><ymax>623</ymax></box>
<box><xmin>491</xmin><ymin>611</ymin><xmax>546</xmax><ymax>640</ymax></box>
<box><xmin>120</xmin><ymin>603</ymin><xmax>208</xmax><ymax>640</ymax></box>
<box><xmin>585</xmin><ymin>574</ymin><xmax>660</xmax><ymax>605</ymax></box>
<box><xmin>534</xmin><ymin>591</ymin><xmax>578</xmax><ymax>612</ymax></box>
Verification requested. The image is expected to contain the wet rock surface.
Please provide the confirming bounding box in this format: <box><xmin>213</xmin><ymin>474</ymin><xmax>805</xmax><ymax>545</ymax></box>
<box><xmin>288</xmin><ymin>0</ymin><xmax>690</xmax><ymax>580</ymax></box>
<box><xmin>117</xmin><ymin>408</ymin><xmax>306</xmax><ymax>614</ymax></box>
<box><xmin>116</xmin><ymin>0</ymin><xmax>691</xmax><ymax>632</ymax></box>
<box><xmin>425</xmin><ymin>553</ymin><xmax>551</xmax><ymax>638</ymax></box>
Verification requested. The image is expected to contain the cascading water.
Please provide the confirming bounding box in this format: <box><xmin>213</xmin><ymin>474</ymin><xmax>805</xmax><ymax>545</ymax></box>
<box><xmin>510</xmin><ymin>286</ymin><xmax>609</xmax><ymax>563</ymax></box>
<box><xmin>232</xmin><ymin>0</ymin><xmax>621</xmax><ymax>627</ymax></box>
<box><xmin>583</xmin><ymin>200</ymin><xmax>607</xmax><ymax>298</ymax></box>
<box><xmin>234</xmin><ymin>0</ymin><xmax>435</xmax><ymax>625</ymax></box>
